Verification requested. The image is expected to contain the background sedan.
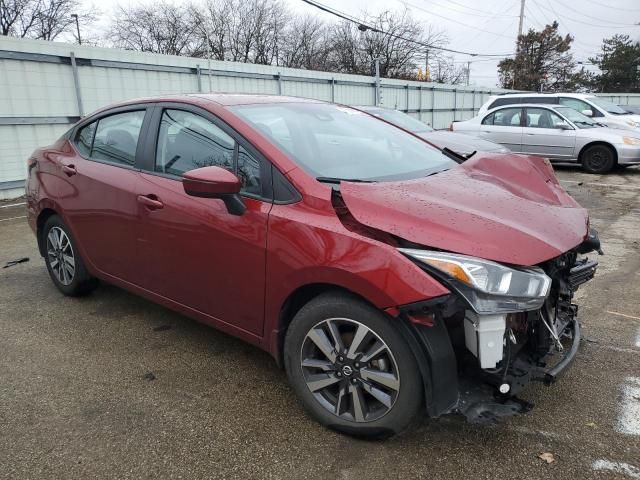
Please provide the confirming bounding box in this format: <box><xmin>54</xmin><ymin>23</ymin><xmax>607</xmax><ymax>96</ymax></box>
<box><xmin>452</xmin><ymin>104</ymin><xmax>640</xmax><ymax>173</ymax></box>
<box><xmin>355</xmin><ymin>105</ymin><xmax>509</xmax><ymax>157</ymax></box>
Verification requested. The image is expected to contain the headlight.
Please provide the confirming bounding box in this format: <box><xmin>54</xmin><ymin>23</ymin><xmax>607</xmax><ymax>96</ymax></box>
<box><xmin>625</xmin><ymin>120</ymin><xmax>640</xmax><ymax>128</ymax></box>
<box><xmin>399</xmin><ymin>249</ymin><xmax>551</xmax><ymax>314</ymax></box>
<box><xmin>623</xmin><ymin>136</ymin><xmax>640</xmax><ymax>145</ymax></box>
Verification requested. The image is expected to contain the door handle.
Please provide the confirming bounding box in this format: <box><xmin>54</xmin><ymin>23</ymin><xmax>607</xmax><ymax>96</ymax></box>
<box><xmin>62</xmin><ymin>164</ymin><xmax>77</xmax><ymax>176</ymax></box>
<box><xmin>137</xmin><ymin>195</ymin><xmax>164</xmax><ymax>210</ymax></box>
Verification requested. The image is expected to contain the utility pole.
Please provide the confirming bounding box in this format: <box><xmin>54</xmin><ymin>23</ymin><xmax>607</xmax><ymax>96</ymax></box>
<box><xmin>425</xmin><ymin>49</ymin><xmax>429</xmax><ymax>81</ymax></box>
<box><xmin>71</xmin><ymin>14</ymin><xmax>81</xmax><ymax>45</ymax></box>
<box><xmin>466</xmin><ymin>61</ymin><xmax>471</xmax><ymax>86</ymax></box>
<box><xmin>374</xmin><ymin>57</ymin><xmax>382</xmax><ymax>105</ymax></box>
<box><xmin>518</xmin><ymin>0</ymin><xmax>525</xmax><ymax>40</ymax></box>
<box><xmin>512</xmin><ymin>0</ymin><xmax>525</xmax><ymax>89</ymax></box>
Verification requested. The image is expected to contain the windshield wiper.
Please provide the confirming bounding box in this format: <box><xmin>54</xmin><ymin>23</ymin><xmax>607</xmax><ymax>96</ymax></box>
<box><xmin>441</xmin><ymin>147</ymin><xmax>467</xmax><ymax>163</ymax></box>
<box><xmin>316</xmin><ymin>176</ymin><xmax>375</xmax><ymax>184</ymax></box>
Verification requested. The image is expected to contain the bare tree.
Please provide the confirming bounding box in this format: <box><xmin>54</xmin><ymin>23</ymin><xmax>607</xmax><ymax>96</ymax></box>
<box><xmin>431</xmin><ymin>57</ymin><xmax>467</xmax><ymax>84</ymax></box>
<box><xmin>191</xmin><ymin>0</ymin><xmax>233</xmax><ymax>60</ymax></box>
<box><xmin>279</xmin><ymin>15</ymin><xmax>329</xmax><ymax>69</ymax></box>
<box><xmin>358</xmin><ymin>10</ymin><xmax>447</xmax><ymax>79</ymax></box>
<box><xmin>108</xmin><ymin>2</ymin><xmax>200</xmax><ymax>56</ymax></box>
<box><xmin>1</xmin><ymin>0</ymin><xmax>92</xmax><ymax>40</ymax></box>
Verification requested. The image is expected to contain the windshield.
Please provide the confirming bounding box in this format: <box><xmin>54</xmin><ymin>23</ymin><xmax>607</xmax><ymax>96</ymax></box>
<box><xmin>586</xmin><ymin>96</ymin><xmax>629</xmax><ymax>115</ymax></box>
<box><xmin>364</xmin><ymin>108</ymin><xmax>434</xmax><ymax>133</ymax></box>
<box><xmin>556</xmin><ymin>107</ymin><xmax>598</xmax><ymax>128</ymax></box>
<box><xmin>230</xmin><ymin>103</ymin><xmax>454</xmax><ymax>182</ymax></box>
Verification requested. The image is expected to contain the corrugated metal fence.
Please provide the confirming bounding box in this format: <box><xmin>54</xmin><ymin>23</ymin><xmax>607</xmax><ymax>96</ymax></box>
<box><xmin>2</xmin><ymin>36</ymin><xmax>640</xmax><ymax>199</ymax></box>
<box><xmin>0</xmin><ymin>37</ymin><xmax>513</xmax><ymax>198</ymax></box>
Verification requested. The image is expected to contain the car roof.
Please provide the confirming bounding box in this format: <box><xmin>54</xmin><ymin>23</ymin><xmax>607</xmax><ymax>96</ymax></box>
<box><xmin>103</xmin><ymin>93</ymin><xmax>324</xmax><ymax>109</ymax></box>
<box><xmin>486</xmin><ymin>103</ymin><xmax>563</xmax><ymax>111</ymax></box>
<box><xmin>490</xmin><ymin>92</ymin><xmax>591</xmax><ymax>99</ymax></box>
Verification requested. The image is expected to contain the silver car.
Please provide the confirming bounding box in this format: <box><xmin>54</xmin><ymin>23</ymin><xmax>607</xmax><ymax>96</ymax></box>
<box><xmin>355</xmin><ymin>105</ymin><xmax>509</xmax><ymax>157</ymax></box>
<box><xmin>452</xmin><ymin>104</ymin><xmax>640</xmax><ymax>173</ymax></box>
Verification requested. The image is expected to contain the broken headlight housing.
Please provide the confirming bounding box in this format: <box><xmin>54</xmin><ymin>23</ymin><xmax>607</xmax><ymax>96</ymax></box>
<box><xmin>399</xmin><ymin>249</ymin><xmax>551</xmax><ymax>314</ymax></box>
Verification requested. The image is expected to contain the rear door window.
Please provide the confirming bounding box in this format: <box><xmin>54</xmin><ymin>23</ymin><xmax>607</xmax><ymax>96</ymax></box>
<box><xmin>75</xmin><ymin>121</ymin><xmax>97</xmax><ymax>157</ymax></box>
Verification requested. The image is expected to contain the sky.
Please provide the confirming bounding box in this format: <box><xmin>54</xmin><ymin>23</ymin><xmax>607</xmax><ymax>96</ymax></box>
<box><xmin>78</xmin><ymin>0</ymin><xmax>640</xmax><ymax>88</ymax></box>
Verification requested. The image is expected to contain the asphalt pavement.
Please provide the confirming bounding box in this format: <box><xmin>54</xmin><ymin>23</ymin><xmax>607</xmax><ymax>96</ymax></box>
<box><xmin>1</xmin><ymin>166</ymin><xmax>639</xmax><ymax>479</ymax></box>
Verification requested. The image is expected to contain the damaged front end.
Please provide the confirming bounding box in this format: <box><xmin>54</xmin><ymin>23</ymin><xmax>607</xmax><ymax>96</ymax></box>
<box><xmin>397</xmin><ymin>231</ymin><xmax>601</xmax><ymax>424</ymax></box>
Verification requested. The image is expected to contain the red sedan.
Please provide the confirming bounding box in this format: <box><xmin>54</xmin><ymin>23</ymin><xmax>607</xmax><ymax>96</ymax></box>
<box><xmin>26</xmin><ymin>94</ymin><xmax>599</xmax><ymax>438</ymax></box>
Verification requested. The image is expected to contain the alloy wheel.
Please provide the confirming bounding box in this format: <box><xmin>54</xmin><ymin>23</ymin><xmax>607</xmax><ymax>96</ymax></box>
<box><xmin>46</xmin><ymin>227</ymin><xmax>75</xmax><ymax>286</ymax></box>
<box><xmin>300</xmin><ymin>318</ymin><xmax>400</xmax><ymax>423</ymax></box>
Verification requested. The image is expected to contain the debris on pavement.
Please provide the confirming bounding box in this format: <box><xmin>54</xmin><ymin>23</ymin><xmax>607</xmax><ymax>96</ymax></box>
<box><xmin>3</xmin><ymin>257</ymin><xmax>29</xmax><ymax>268</ymax></box>
<box><xmin>538</xmin><ymin>452</ymin><xmax>556</xmax><ymax>464</ymax></box>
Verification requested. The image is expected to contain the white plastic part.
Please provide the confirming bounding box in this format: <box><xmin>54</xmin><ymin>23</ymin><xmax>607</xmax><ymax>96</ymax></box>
<box><xmin>464</xmin><ymin>311</ymin><xmax>507</xmax><ymax>369</ymax></box>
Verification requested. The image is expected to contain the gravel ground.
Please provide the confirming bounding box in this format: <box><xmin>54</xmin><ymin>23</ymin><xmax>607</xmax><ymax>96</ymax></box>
<box><xmin>1</xmin><ymin>166</ymin><xmax>639</xmax><ymax>479</ymax></box>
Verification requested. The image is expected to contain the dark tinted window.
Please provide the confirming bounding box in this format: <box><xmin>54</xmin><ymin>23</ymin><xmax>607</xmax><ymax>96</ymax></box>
<box><xmin>482</xmin><ymin>108</ymin><xmax>521</xmax><ymax>126</ymax></box>
<box><xmin>237</xmin><ymin>145</ymin><xmax>262</xmax><ymax>196</ymax></box>
<box><xmin>75</xmin><ymin>121</ymin><xmax>97</xmax><ymax>156</ymax></box>
<box><xmin>489</xmin><ymin>96</ymin><xmax>558</xmax><ymax>110</ymax></box>
<box><xmin>488</xmin><ymin>97</ymin><xmax>521</xmax><ymax>109</ymax></box>
<box><xmin>155</xmin><ymin>109</ymin><xmax>234</xmax><ymax>176</ymax></box>
<box><xmin>521</xmin><ymin>96</ymin><xmax>558</xmax><ymax>104</ymax></box>
<box><xmin>91</xmin><ymin>111</ymin><xmax>145</xmax><ymax>166</ymax></box>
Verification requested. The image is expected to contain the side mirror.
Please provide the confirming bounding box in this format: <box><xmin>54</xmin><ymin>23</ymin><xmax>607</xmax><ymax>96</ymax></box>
<box><xmin>581</xmin><ymin>109</ymin><xmax>593</xmax><ymax>117</ymax></box>
<box><xmin>183</xmin><ymin>166</ymin><xmax>246</xmax><ymax>216</ymax></box>
<box><xmin>556</xmin><ymin>122</ymin><xmax>573</xmax><ymax>130</ymax></box>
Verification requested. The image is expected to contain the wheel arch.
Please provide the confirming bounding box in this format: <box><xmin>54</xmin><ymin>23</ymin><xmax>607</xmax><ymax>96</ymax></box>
<box><xmin>578</xmin><ymin>141</ymin><xmax>618</xmax><ymax>166</ymax></box>
<box><xmin>274</xmin><ymin>283</ymin><xmax>373</xmax><ymax>367</ymax></box>
<box><xmin>36</xmin><ymin>207</ymin><xmax>59</xmax><ymax>257</ymax></box>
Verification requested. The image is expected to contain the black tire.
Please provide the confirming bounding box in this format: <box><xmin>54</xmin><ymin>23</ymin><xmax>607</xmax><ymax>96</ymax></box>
<box><xmin>581</xmin><ymin>144</ymin><xmax>616</xmax><ymax>174</ymax></box>
<box><xmin>284</xmin><ymin>292</ymin><xmax>423</xmax><ymax>439</ymax></box>
<box><xmin>42</xmin><ymin>215</ymin><xmax>98</xmax><ymax>296</ymax></box>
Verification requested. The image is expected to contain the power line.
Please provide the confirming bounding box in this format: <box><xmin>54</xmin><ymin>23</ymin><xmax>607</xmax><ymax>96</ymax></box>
<box><xmin>400</xmin><ymin>0</ymin><xmax>517</xmax><ymax>40</ymax></box>
<box><xmin>555</xmin><ymin>0</ymin><xmax>640</xmax><ymax>26</ymax></box>
<box><xmin>457</xmin><ymin>2</ymin><xmax>519</xmax><ymax>49</ymax></box>
<box><xmin>535</xmin><ymin>0</ymin><xmax>640</xmax><ymax>28</ymax></box>
<box><xmin>581</xmin><ymin>0</ymin><xmax>640</xmax><ymax>13</ymax></box>
<box><xmin>298</xmin><ymin>0</ymin><xmax>515</xmax><ymax>57</ymax></box>
<box><xmin>411</xmin><ymin>0</ymin><xmax>518</xmax><ymax>19</ymax></box>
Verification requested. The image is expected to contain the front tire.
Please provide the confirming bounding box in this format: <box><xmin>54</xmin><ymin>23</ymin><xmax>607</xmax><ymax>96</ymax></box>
<box><xmin>284</xmin><ymin>292</ymin><xmax>423</xmax><ymax>438</ymax></box>
<box><xmin>42</xmin><ymin>215</ymin><xmax>98</xmax><ymax>296</ymax></box>
<box><xmin>581</xmin><ymin>144</ymin><xmax>616</xmax><ymax>174</ymax></box>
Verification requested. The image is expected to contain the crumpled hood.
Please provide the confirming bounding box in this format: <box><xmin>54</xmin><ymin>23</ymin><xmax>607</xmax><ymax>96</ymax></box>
<box><xmin>340</xmin><ymin>154</ymin><xmax>589</xmax><ymax>266</ymax></box>
<box><xmin>419</xmin><ymin>130</ymin><xmax>506</xmax><ymax>154</ymax></box>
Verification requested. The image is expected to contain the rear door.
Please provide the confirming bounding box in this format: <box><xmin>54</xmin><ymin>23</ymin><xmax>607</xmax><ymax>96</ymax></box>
<box><xmin>478</xmin><ymin>107</ymin><xmax>523</xmax><ymax>152</ymax></box>
<box><xmin>521</xmin><ymin>107</ymin><xmax>576</xmax><ymax>160</ymax></box>
<box><xmin>133</xmin><ymin>104</ymin><xmax>271</xmax><ymax>336</ymax></box>
<box><xmin>61</xmin><ymin>107</ymin><xmax>151</xmax><ymax>281</ymax></box>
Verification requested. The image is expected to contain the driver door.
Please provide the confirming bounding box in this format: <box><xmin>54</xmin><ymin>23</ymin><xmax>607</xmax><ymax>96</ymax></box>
<box><xmin>478</xmin><ymin>107</ymin><xmax>523</xmax><ymax>152</ymax></box>
<box><xmin>521</xmin><ymin>107</ymin><xmax>576</xmax><ymax>160</ymax></box>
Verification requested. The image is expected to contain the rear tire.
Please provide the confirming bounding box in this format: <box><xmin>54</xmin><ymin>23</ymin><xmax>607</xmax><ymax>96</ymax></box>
<box><xmin>581</xmin><ymin>144</ymin><xmax>616</xmax><ymax>174</ymax></box>
<box><xmin>42</xmin><ymin>215</ymin><xmax>98</xmax><ymax>296</ymax></box>
<box><xmin>284</xmin><ymin>292</ymin><xmax>423</xmax><ymax>439</ymax></box>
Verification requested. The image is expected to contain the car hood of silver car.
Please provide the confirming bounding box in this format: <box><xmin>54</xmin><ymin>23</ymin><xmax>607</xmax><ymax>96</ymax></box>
<box><xmin>418</xmin><ymin>130</ymin><xmax>509</xmax><ymax>155</ymax></box>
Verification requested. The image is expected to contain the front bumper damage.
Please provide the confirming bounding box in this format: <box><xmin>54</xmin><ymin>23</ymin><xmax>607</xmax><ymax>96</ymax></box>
<box><xmin>398</xmin><ymin>233</ymin><xmax>600</xmax><ymax>424</ymax></box>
